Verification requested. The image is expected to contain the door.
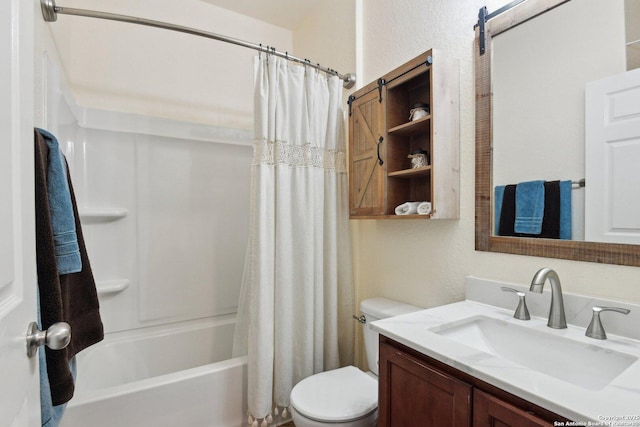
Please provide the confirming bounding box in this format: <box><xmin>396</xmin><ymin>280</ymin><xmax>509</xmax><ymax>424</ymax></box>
<box><xmin>585</xmin><ymin>68</ymin><xmax>640</xmax><ymax>244</ymax></box>
<box><xmin>0</xmin><ymin>0</ymin><xmax>40</xmax><ymax>426</ymax></box>
<box><xmin>349</xmin><ymin>89</ymin><xmax>386</xmax><ymax>216</ymax></box>
<box><xmin>378</xmin><ymin>341</ymin><xmax>472</xmax><ymax>427</ymax></box>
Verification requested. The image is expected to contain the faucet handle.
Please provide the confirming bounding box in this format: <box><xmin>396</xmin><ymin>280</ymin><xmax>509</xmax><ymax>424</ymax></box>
<box><xmin>585</xmin><ymin>306</ymin><xmax>630</xmax><ymax>340</ymax></box>
<box><xmin>501</xmin><ymin>287</ymin><xmax>531</xmax><ymax>320</ymax></box>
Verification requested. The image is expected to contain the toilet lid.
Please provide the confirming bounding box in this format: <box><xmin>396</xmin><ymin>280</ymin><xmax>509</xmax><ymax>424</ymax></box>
<box><xmin>290</xmin><ymin>366</ymin><xmax>377</xmax><ymax>422</ymax></box>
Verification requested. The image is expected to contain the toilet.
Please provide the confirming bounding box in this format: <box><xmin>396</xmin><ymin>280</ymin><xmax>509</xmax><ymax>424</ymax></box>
<box><xmin>290</xmin><ymin>297</ymin><xmax>421</xmax><ymax>427</ymax></box>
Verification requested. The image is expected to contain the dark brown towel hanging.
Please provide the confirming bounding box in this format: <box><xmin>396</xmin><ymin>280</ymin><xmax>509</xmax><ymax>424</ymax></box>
<box><xmin>35</xmin><ymin>129</ymin><xmax>104</xmax><ymax>405</ymax></box>
<box><xmin>498</xmin><ymin>184</ymin><xmax>516</xmax><ymax>236</ymax></box>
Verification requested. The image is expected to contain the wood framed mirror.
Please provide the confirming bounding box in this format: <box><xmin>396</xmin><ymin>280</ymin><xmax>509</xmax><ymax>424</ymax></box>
<box><xmin>475</xmin><ymin>0</ymin><xmax>640</xmax><ymax>266</ymax></box>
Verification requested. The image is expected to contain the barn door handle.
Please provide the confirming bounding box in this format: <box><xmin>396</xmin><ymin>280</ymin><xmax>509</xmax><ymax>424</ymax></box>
<box><xmin>377</xmin><ymin>136</ymin><xmax>384</xmax><ymax>166</ymax></box>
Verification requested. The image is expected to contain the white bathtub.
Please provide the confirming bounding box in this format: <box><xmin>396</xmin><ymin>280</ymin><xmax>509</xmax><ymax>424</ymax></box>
<box><xmin>60</xmin><ymin>315</ymin><xmax>247</xmax><ymax>427</ymax></box>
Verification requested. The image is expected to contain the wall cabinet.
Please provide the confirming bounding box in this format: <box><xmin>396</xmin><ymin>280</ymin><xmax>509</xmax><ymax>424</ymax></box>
<box><xmin>378</xmin><ymin>336</ymin><xmax>566</xmax><ymax>427</ymax></box>
<box><xmin>348</xmin><ymin>49</ymin><xmax>460</xmax><ymax>219</ymax></box>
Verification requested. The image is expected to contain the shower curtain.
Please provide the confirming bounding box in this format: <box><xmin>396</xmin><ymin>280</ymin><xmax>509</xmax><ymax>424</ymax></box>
<box><xmin>233</xmin><ymin>55</ymin><xmax>354</xmax><ymax>425</ymax></box>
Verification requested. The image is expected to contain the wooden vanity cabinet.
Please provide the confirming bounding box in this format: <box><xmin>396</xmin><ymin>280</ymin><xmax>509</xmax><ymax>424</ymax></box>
<box><xmin>378</xmin><ymin>336</ymin><xmax>566</xmax><ymax>427</ymax></box>
<box><xmin>348</xmin><ymin>49</ymin><xmax>460</xmax><ymax>219</ymax></box>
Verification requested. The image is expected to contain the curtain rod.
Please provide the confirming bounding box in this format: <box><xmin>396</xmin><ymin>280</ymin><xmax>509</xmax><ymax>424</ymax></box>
<box><xmin>40</xmin><ymin>0</ymin><xmax>357</xmax><ymax>89</ymax></box>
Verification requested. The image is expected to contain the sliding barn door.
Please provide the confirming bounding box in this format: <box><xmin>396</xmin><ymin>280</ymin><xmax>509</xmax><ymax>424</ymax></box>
<box><xmin>349</xmin><ymin>90</ymin><xmax>386</xmax><ymax>216</ymax></box>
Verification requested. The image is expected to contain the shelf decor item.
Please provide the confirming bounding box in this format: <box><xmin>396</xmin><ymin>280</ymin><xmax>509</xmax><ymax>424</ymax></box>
<box><xmin>409</xmin><ymin>102</ymin><xmax>430</xmax><ymax>121</ymax></box>
<box><xmin>408</xmin><ymin>149</ymin><xmax>430</xmax><ymax>169</ymax></box>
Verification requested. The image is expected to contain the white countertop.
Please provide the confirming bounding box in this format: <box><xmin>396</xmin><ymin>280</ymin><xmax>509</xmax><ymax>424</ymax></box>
<box><xmin>372</xmin><ymin>299</ymin><xmax>640</xmax><ymax>425</ymax></box>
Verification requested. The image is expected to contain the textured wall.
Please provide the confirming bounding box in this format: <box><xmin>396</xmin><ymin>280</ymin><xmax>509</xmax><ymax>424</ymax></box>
<box><xmin>293</xmin><ymin>0</ymin><xmax>356</xmax><ymax>105</ymax></box>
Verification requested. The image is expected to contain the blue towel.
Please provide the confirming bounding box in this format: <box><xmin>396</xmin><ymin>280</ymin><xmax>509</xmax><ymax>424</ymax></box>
<box><xmin>514</xmin><ymin>180</ymin><xmax>545</xmax><ymax>234</ymax></box>
<box><xmin>36</xmin><ymin>128</ymin><xmax>82</xmax><ymax>274</ymax></box>
<box><xmin>494</xmin><ymin>185</ymin><xmax>505</xmax><ymax>235</ymax></box>
<box><xmin>559</xmin><ymin>180</ymin><xmax>572</xmax><ymax>240</ymax></box>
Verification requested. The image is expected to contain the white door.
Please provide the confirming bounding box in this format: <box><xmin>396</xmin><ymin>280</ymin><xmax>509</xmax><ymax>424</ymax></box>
<box><xmin>585</xmin><ymin>67</ymin><xmax>640</xmax><ymax>244</ymax></box>
<box><xmin>0</xmin><ymin>0</ymin><xmax>40</xmax><ymax>426</ymax></box>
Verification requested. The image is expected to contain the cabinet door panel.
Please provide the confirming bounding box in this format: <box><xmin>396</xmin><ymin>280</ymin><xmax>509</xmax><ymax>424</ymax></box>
<box><xmin>473</xmin><ymin>390</ymin><xmax>553</xmax><ymax>427</ymax></box>
<box><xmin>349</xmin><ymin>89</ymin><xmax>386</xmax><ymax>216</ymax></box>
<box><xmin>379</xmin><ymin>342</ymin><xmax>472</xmax><ymax>427</ymax></box>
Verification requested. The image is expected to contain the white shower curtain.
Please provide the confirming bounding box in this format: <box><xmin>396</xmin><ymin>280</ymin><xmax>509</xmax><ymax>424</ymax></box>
<box><xmin>233</xmin><ymin>55</ymin><xmax>354</xmax><ymax>425</ymax></box>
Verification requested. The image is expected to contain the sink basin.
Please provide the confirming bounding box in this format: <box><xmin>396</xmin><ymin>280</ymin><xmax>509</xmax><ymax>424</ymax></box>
<box><xmin>431</xmin><ymin>315</ymin><xmax>637</xmax><ymax>390</ymax></box>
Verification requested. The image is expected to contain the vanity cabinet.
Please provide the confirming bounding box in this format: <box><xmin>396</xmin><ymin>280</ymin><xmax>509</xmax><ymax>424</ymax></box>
<box><xmin>348</xmin><ymin>49</ymin><xmax>460</xmax><ymax>219</ymax></box>
<box><xmin>378</xmin><ymin>336</ymin><xmax>565</xmax><ymax>427</ymax></box>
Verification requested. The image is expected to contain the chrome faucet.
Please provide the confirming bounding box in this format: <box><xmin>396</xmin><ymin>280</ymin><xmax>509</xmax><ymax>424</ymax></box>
<box><xmin>530</xmin><ymin>268</ymin><xmax>567</xmax><ymax>329</ymax></box>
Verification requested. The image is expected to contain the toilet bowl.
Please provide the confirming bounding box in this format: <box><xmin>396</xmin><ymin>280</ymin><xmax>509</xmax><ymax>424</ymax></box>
<box><xmin>290</xmin><ymin>298</ymin><xmax>421</xmax><ymax>427</ymax></box>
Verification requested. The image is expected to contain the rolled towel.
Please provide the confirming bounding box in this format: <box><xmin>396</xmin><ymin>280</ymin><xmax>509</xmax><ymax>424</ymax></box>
<box><xmin>417</xmin><ymin>202</ymin><xmax>432</xmax><ymax>215</ymax></box>
<box><xmin>395</xmin><ymin>201</ymin><xmax>420</xmax><ymax>215</ymax></box>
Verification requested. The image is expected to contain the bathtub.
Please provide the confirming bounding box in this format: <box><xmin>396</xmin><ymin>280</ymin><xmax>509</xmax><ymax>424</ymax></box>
<box><xmin>60</xmin><ymin>315</ymin><xmax>247</xmax><ymax>427</ymax></box>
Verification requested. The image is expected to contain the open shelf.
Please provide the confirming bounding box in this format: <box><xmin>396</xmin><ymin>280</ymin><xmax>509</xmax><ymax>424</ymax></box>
<box><xmin>388</xmin><ymin>166</ymin><xmax>432</xmax><ymax>178</ymax></box>
<box><xmin>388</xmin><ymin>116</ymin><xmax>431</xmax><ymax>136</ymax></box>
<box><xmin>353</xmin><ymin>214</ymin><xmax>431</xmax><ymax>220</ymax></box>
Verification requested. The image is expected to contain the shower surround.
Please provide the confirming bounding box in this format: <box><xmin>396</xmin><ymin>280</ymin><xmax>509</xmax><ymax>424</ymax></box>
<box><xmin>45</xmin><ymin>57</ymin><xmax>253</xmax><ymax>427</ymax></box>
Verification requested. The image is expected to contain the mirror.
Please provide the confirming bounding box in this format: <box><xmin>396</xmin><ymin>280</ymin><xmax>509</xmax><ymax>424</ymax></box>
<box><xmin>475</xmin><ymin>0</ymin><xmax>640</xmax><ymax>266</ymax></box>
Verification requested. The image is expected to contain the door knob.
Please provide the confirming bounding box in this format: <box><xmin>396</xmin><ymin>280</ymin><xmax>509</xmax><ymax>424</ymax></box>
<box><xmin>26</xmin><ymin>321</ymin><xmax>71</xmax><ymax>358</ymax></box>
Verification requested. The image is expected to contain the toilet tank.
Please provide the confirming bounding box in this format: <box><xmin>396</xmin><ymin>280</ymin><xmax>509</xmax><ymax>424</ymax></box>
<box><xmin>360</xmin><ymin>297</ymin><xmax>421</xmax><ymax>376</ymax></box>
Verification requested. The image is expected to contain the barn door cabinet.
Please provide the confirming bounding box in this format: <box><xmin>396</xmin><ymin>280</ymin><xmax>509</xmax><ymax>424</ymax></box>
<box><xmin>348</xmin><ymin>49</ymin><xmax>460</xmax><ymax>219</ymax></box>
<box><xmin>378</xmin><ymin>336</ymin><xmax>568</xmax><ymax>427</ymax></box>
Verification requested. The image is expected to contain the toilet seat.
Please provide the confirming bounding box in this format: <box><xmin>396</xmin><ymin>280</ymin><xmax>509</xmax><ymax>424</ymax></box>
<box><xmin>290</xmin><ymin>366</ymin><xmax>378</xmax><ymax>423</ymax></box>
